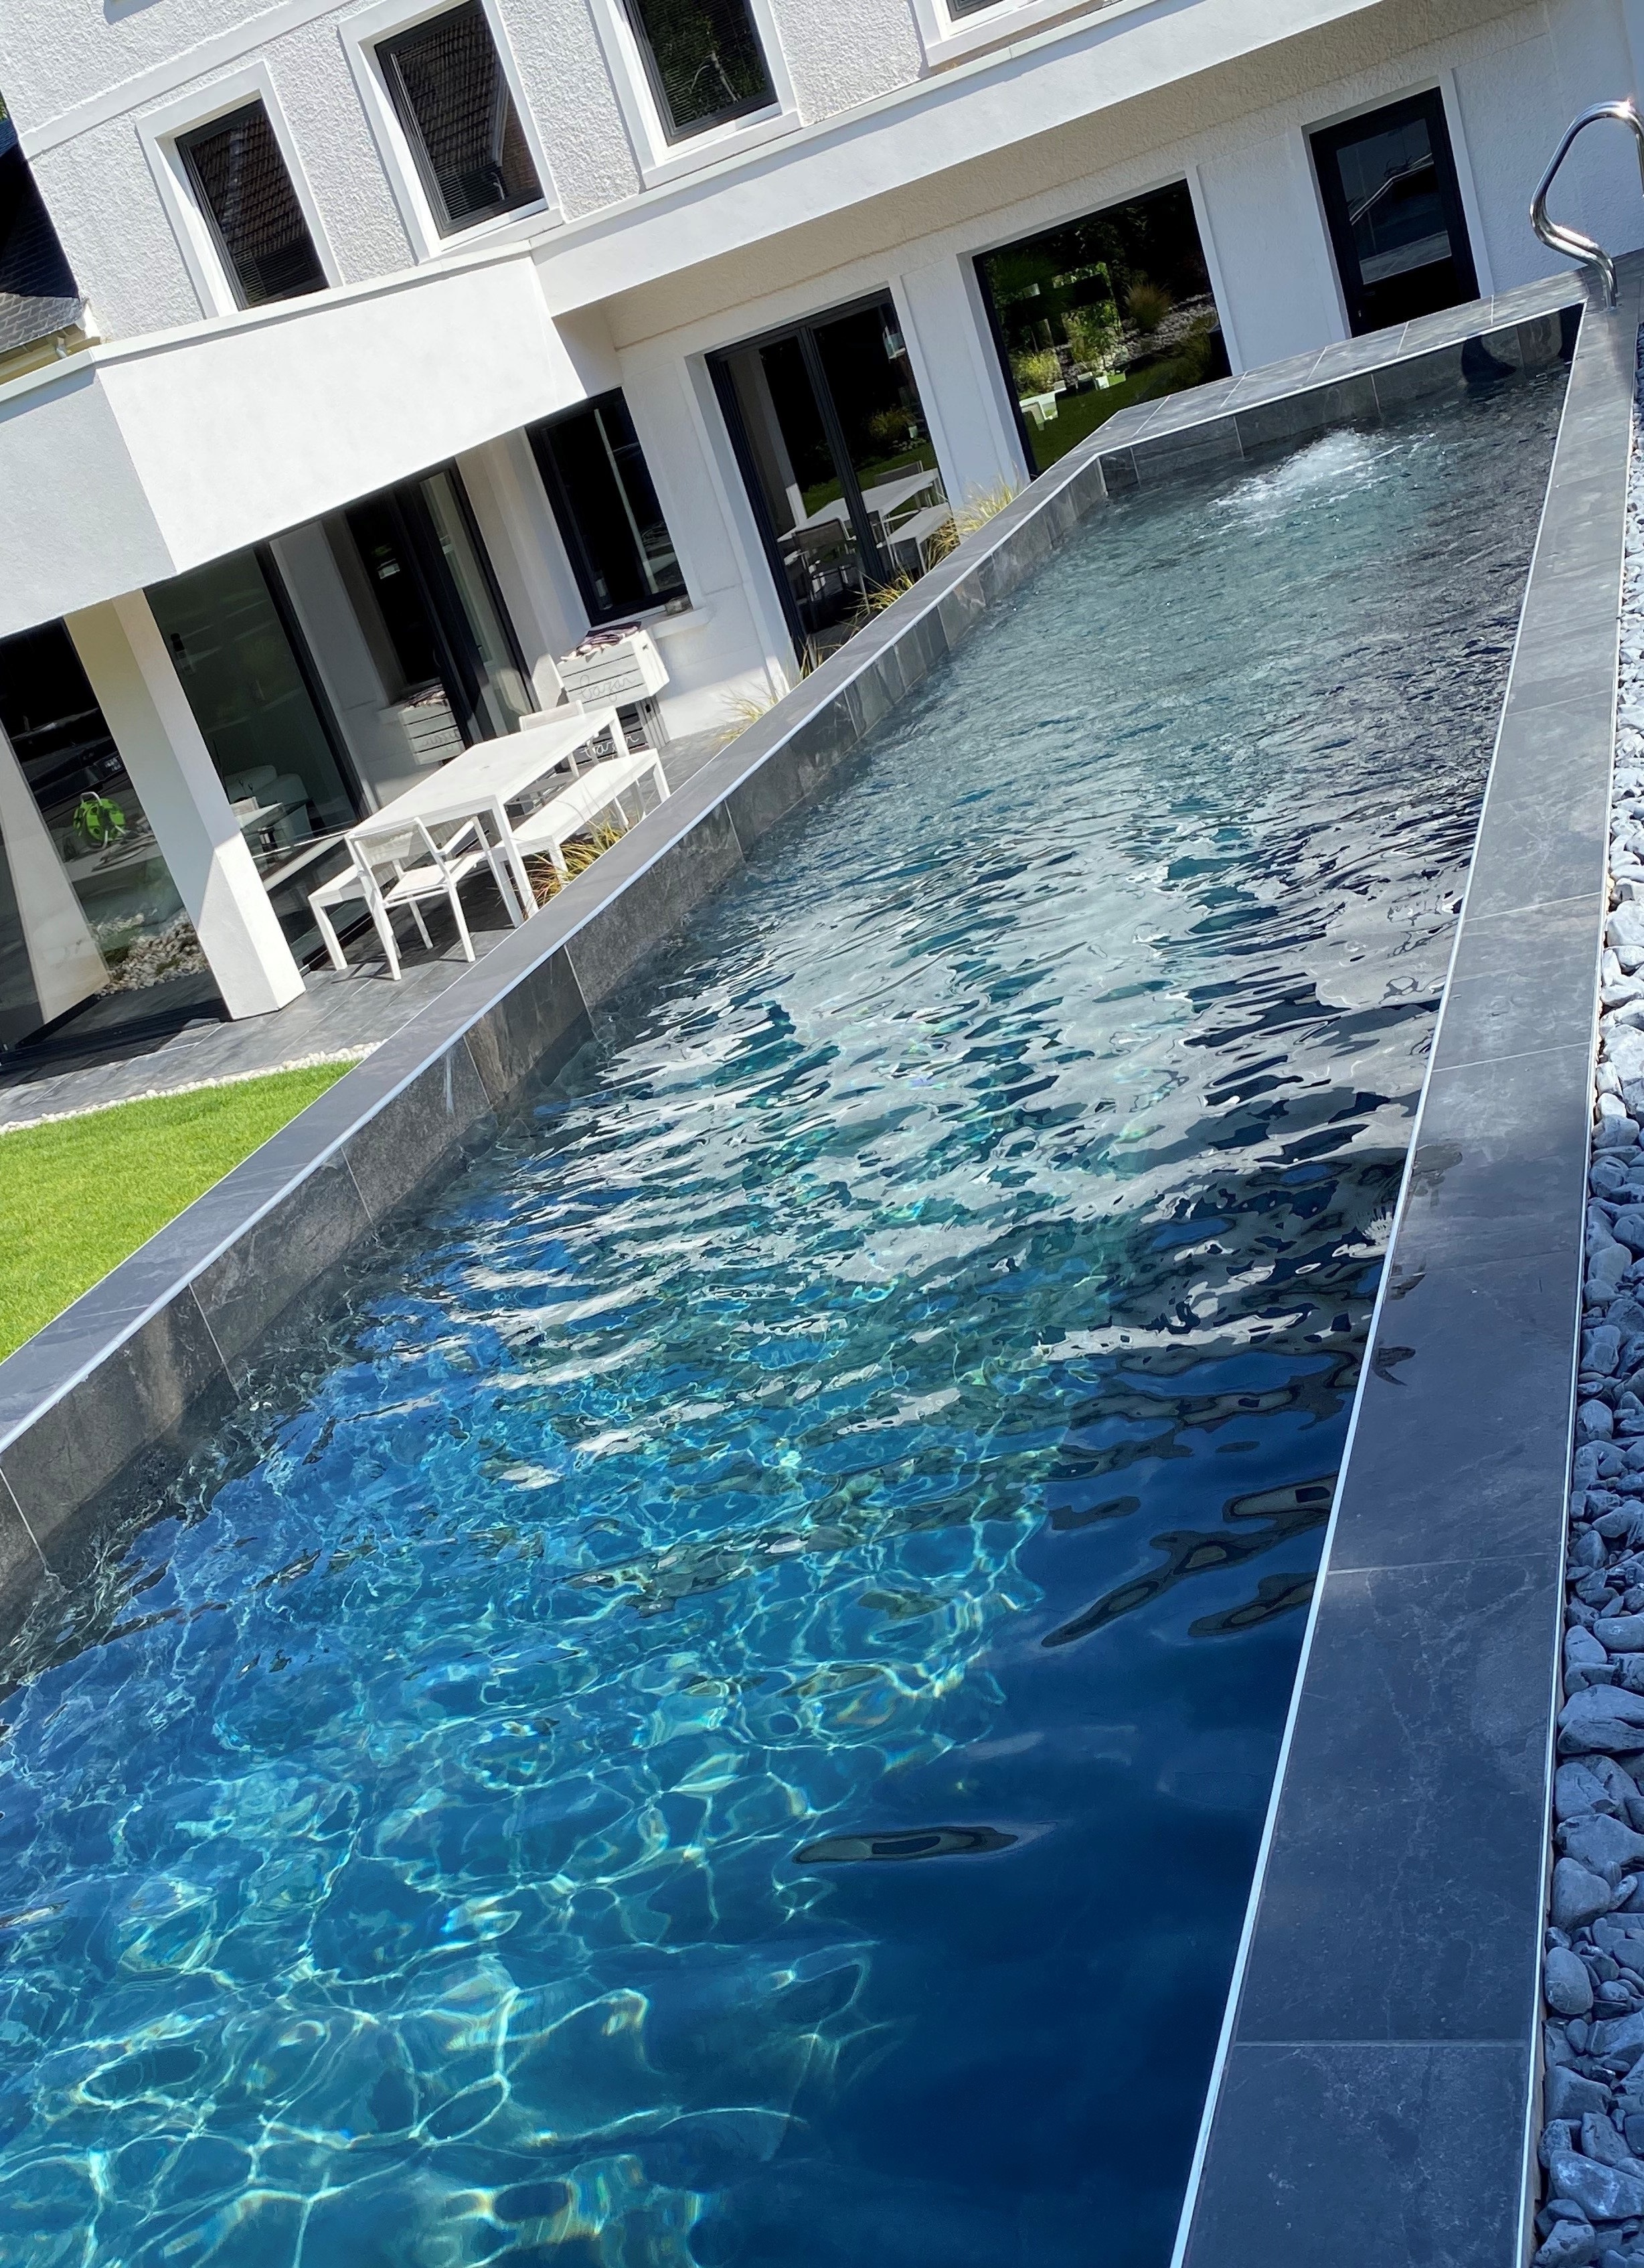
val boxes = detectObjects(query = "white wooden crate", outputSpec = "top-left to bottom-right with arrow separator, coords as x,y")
557,627 -> 669,706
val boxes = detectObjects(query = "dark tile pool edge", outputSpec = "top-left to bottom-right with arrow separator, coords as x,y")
0,275 -> 1592,1600
1172,268 -> 1633,2268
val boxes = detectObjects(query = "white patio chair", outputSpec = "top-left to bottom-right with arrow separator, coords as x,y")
307,814 -> 518,981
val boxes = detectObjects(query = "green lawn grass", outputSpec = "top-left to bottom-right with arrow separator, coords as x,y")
0,1062 -> 355,1361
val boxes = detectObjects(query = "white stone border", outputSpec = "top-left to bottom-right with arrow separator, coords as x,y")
0,1049 -> 376,1138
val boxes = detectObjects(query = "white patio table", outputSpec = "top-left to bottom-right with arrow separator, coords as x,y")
351,704 -> 620,918
791,467 -> 944,534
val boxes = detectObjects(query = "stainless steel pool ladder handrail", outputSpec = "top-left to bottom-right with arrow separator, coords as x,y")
1531,98 -> 1644,309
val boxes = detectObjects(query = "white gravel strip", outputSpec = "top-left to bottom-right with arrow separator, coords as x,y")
0,1047 -> 377,1137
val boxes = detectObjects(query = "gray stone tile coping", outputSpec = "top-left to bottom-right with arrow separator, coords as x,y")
1172,262 -> 1635,2268
0,263 -> 1596,1896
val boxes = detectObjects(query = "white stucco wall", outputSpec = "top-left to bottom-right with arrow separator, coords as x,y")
2,0 -> 928,338
582,0 -> 1644,726
0,0 -> 1639,699
3,0 -> 1423,343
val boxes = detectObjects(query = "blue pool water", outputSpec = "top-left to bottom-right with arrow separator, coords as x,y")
0,370 -> 1564,2268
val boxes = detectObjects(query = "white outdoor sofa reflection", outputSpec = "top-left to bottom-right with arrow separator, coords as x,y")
307,704 -> 668,980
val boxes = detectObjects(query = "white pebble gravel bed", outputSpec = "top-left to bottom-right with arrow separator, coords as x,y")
1542,331 -> 1644,2268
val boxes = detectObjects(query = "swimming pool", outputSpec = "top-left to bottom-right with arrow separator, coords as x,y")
0,367 -> 1566,2268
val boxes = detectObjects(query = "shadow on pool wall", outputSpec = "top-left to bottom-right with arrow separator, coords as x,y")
0,318 -> 1584,2268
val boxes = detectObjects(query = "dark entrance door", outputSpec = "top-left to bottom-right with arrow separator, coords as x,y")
1311,90 -> 1479,337
710,295 -> 949,661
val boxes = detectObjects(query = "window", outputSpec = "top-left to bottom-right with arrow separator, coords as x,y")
378,2 -> 542,235
0,623 -> 189,999
1311,92 -> 1478,337
529,394 -> 687,627
975,181 -> 1230,477
710,297 -> 951,661
176,101 -> 327,308
339,466 -> 536,746
622,0 -> 774,141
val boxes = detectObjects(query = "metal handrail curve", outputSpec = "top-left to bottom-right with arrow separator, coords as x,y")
1531,98 -> 1644,309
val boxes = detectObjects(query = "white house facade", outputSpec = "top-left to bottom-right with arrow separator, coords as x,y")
0,0 -> 1639,1044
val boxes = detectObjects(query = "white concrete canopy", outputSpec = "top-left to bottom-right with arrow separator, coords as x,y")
0,238 -> 601,642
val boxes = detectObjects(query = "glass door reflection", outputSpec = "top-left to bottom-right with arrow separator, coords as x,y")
343,468 -> 535,754
418,470 -> 536,740
710,295 -> 950,661
809,303 -> 947,584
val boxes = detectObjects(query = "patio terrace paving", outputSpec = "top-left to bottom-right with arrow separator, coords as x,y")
0,728 -> 727,1130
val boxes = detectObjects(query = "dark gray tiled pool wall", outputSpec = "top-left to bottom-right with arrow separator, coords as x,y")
1098,302 -> 1580,491
1173,269 -> 1638,2268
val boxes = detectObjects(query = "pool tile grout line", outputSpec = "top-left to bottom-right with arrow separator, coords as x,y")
0,272 -> 1596,1604
0,1468 -> 46,1574
1171,265 -> 1636,2268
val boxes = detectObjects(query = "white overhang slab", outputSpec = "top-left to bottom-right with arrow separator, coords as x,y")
0,238 -> 598,640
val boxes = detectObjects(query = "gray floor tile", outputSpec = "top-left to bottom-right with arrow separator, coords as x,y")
1436,892 -> 1602,1069
1461,694 -> 1613,920
1182,2040 -> 1528,2268
1394,1041 -> 1591,1269
1232,1552 -> 1556,2042
1224,347 -> 1324,407
1327,1241 -> 1581,1571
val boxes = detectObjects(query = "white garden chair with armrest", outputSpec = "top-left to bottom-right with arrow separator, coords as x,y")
307,813 -> 519,981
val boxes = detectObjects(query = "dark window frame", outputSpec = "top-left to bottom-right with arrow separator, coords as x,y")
620,0 -> 776,145
971,177 -> 1229,481
1309,88 -> 1479,338
345,463 -> 532,744
175,99 -> 328,310
528,390 -> 689,629
707,290 -> 921,656
377,0 -> 543,238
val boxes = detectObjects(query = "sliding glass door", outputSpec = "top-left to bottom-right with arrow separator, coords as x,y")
149,548 -> 359,848
343,467 -> 536,754
975,180 -> 1230,476
710,295 -> 949,659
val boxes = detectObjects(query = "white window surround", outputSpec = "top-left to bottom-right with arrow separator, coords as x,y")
908,0 -> 1151,74
139,64 -> 343,321
339,0 -> 560,264
584,0 -> 800,190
